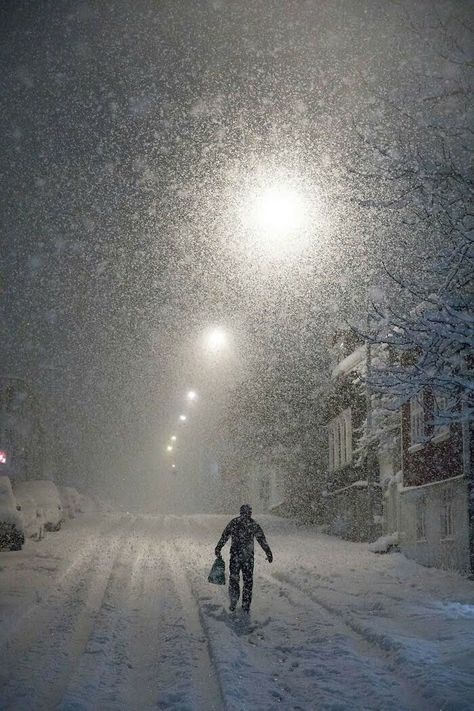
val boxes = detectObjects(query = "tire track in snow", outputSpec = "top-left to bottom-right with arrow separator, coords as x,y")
0,516 -> 134,710
58,517 -> 153,709
61,515 -> 224,710
259,570 -> 431,711
161,516 -> 225,711
0,515 -> 124,648
269,569 -> 460,710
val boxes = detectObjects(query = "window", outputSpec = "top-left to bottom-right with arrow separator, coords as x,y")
328,409 -> 352,471
433,392 -> 450,438
410,394 -> 424,445
416,496 -> 426,541
440,487 -> 454,539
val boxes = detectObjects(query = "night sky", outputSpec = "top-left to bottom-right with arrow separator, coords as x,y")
1,1 -> 470,508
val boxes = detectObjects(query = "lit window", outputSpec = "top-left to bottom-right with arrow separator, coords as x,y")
440,487 -> 454,539
416,496 -> 426,541
410,394 -> 424,445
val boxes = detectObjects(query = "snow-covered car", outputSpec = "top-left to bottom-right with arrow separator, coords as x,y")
13,485 -> 45,540
14,480 -> 64,532
0,476 -> 25,551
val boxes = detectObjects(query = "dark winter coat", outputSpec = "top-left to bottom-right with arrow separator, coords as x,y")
215,515 -> 273,560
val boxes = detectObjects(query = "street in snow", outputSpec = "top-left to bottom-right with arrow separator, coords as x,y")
0,514 -> 473,710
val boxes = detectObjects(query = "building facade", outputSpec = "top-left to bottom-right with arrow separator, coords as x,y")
324,332 -> 383,542
396,391 -> 471,574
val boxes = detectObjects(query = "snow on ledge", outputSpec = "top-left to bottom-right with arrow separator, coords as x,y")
399,473 -> 465,493
324,480 -> 368,497
331,345 -> 366,379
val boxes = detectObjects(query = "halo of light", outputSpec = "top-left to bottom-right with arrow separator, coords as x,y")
253,185 -> 307,238
206,327 -> 227,353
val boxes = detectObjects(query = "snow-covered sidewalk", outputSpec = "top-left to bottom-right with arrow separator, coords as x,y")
0,514 -> 472,710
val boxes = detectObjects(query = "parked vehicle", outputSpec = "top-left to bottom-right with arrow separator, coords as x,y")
13,484 -> 45,540
0,476 -> 25,551
14,480 -> 64,531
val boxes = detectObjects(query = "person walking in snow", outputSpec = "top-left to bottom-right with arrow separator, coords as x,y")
214,504 -> 273,613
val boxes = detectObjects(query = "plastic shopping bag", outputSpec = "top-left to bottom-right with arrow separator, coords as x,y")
208,555 -> 226,585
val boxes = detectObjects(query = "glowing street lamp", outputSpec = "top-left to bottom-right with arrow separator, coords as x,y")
205,327 -> 227,354
171,435 -> 177,442
187,390 -> 197,401
242,179 -> 317,257
179,414 -> 187,422
166,445 -> 173,452
254,185 -> 306,235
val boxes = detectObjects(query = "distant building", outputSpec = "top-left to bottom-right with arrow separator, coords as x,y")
216,457 -> 286,515
0,376 -> 45,482
246,459 -> 287,514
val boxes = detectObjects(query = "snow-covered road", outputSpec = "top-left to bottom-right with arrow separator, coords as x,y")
0,514 -> 473,710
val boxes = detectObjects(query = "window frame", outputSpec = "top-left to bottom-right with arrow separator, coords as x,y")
440,486 -> 454,540
328,408 -> 352,472
433,392 -> 450,440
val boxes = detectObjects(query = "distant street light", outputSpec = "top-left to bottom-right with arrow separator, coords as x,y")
171,435 -> 177,442
179,414 -> 187,422
166,445 -> 173,452
187,390 -> 197,401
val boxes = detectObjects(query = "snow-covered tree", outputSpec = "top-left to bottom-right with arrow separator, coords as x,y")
365,229 -> 473,426
347,6 -> 473,427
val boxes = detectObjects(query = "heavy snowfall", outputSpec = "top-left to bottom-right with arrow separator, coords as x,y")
1,0 -> 473,709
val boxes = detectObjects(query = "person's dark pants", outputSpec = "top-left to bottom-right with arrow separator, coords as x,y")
229,553 -> 254,610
